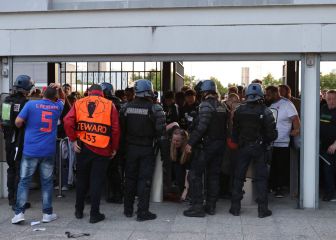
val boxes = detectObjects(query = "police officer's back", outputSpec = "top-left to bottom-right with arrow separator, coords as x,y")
120,79 -> 168,221
183,80 -> 228,217
229,83 -> 277,218
1,75 -> 34,206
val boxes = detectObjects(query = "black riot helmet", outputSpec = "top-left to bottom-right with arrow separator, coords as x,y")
100,82 -> 114,98
13,75 -> 34,93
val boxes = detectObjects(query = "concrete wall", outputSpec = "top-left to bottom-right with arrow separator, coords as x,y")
2,0 -> 336,12
1,5 -> 336,57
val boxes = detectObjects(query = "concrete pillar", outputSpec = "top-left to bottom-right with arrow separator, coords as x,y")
300,54 -> 320,209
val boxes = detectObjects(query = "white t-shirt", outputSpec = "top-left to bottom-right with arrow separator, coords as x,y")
269,98 -> 298,147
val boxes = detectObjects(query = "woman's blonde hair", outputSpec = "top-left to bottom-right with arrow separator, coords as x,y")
170,128 -> 190,165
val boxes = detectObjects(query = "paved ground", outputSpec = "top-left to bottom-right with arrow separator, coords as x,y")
1,190 -> 336,240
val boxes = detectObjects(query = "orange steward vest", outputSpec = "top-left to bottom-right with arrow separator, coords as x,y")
75,95 -> 112,148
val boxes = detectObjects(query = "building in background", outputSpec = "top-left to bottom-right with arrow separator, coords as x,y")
241,67 -> 250,86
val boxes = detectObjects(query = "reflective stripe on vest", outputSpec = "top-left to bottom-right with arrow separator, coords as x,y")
75,96 -> 112,148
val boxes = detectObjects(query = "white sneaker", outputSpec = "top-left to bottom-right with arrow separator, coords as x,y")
11,213 -> 25,224
42,213 -> 57,223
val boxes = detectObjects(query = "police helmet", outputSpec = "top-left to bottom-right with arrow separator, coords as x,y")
13,75 -> 34,93
245,83 -> 264,102
100,82 -> 114,98
134,79 -> 154,97
194,80 -> 217,95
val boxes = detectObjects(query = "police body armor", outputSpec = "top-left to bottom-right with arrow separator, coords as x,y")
123,99 -> 156,146
1,93 -> 28,152
236,103 -> 266,146
204,99 -> 228,142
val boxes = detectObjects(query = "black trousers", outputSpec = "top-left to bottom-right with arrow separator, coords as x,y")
188,140 -> 225,208
75,145 -> 109,216
106,152 -> 123,200
124,144 -> 155,213
321,151 -> 336,197
4,136 -> 19,203
269,147 -> 290,190
231,144 -> 269,205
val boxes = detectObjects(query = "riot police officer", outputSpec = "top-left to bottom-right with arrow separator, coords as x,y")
120,79 -> 168,221
1,75 -> 34,207
100,82 -> 122,111
100,82 -> 124,204
229,83 -> 277,218
183,79 -> 228,217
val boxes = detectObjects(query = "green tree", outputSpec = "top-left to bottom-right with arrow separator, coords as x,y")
320,72 -> 336,90
262,73 -> 282,87
209,76 -> 228,96
132,70 -> 161,91
184,75 -> 197,88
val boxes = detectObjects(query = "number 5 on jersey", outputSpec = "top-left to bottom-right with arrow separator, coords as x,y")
40,111 -> 53,132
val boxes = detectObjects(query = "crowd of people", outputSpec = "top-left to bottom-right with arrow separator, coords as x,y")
1,74 -> 335,225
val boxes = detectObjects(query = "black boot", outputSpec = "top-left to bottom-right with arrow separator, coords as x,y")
183,206 -> 206,218
75,210 -> 83,219
258,204 -> 272,218
137,211 -> 157,222
89,213 -> 105,223
204,204 -> 216,215
229,202 -> 241,216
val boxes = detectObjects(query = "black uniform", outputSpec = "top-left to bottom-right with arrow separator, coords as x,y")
120,97 -> 168,217
187,96 -> 227,214
179,102 -> 199,131
1,92 -> 28,206
320,104 -> 336,200
163,103 -> 179,124
105,95 -> 124,203
230,102 -> 277,216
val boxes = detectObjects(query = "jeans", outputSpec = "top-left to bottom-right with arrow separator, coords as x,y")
15,155 -> 54,214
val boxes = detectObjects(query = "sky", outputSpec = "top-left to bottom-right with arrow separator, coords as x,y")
184,61 -> 336,87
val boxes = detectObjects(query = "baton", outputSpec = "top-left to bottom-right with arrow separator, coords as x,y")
319,154 -> 331,166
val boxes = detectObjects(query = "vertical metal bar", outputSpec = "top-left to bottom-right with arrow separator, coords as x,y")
75,62 -> 78,92
57,139 -> 64,198
8,57 -> 13,93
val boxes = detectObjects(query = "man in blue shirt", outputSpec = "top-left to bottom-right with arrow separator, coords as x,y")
11,83 -> 64,224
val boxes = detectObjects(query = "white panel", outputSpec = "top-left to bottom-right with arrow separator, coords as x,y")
0,31 -> 10,56
1,7 -> 336,30
322,24 -> 336,52
3,24 -> 325,56
0,0 -> 48,12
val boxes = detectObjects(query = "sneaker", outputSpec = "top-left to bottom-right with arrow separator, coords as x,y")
62,185 -> 70,191
42,213 -> 57,223
11,213 -> 25,224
